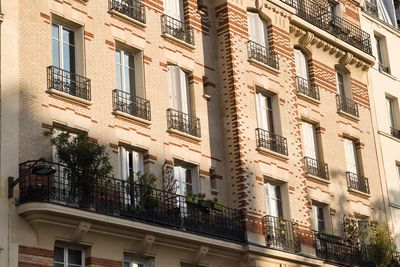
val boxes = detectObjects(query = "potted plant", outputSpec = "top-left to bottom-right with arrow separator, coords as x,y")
211,201 -> 224,212
185,193 -> 199,204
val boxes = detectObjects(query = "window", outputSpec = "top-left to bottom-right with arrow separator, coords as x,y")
174,161 -> 199,196
168,65 -> 192,115
210,168 -> 218,191
336,71 -> 347,97
164,0 -> 184,22
301,122 -> 318,160
375,35 -> 390,73
386,97 -> 397,129
52,23 -> 75,73
294,48 -> 309,81
54,246 -> 83,267
119,146 -> 144,180
312,203 -> 327,233
327,0 -> 340,17
343,138 -> 359,175
115,48 -> 144,97
264,181 -> 283,218
256,92 -> 275,133
124,255 -> 152,267
247,11 -> 268,48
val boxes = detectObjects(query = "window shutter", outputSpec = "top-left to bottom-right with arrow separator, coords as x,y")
312,205 -> 318,231
134,52 -> 144,98
168,65 -> 181,110
256,93 -> 268,130
256,15 -> 268,48
386,98 -> 395,128
165,0 -> 183,21
336,72 -> 346,96
343,139 -> 358,174
294,49 -> 308,80
179,68 -> 190,115
301,122 -> 317,160
192,168 -> 200,194
247,12 -> 258,43
377,0 -> 392,24
131,150 -> 144,176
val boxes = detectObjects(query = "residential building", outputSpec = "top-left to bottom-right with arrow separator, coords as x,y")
0,0 -> 391,266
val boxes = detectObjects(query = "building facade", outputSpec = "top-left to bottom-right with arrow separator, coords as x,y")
0,0 -> 393,266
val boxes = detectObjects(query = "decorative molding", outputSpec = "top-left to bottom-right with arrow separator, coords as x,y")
192,245 -> 209,265
137,234 -> 156,254
71,221 -> 91,242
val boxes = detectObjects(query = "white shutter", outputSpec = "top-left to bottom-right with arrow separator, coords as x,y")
256,15 -> 268,47
256,93 -> 268,130
386,98 -> 395,128
168,65 -> 181,110
131,150 -> 144,176
294,49 -> 308,80
174,166 -> 187,195
265,183 -> 279,217
179,68 -> 190,114
134,52 -> 144,98
312,205 -> 318,231
164,0 -> 173,17
247,12 -> 258,43
120,147 -> 128,180
165,0 -> 183,21
343,139 -> 358,174
301,122 -> 317,160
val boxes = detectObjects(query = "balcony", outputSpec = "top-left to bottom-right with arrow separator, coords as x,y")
108,0 -> 146,24
304,157 -> 329,180
167,108 -> 201,138
256,128 -> 288,156
248,41 -> 279,70
346,172 -> 370,194
47,66 -> 91,101
314,231 -> 371,266
112,89 -> 151,121
391,127 -> 400,139
161,15 -> 194,46
336,95 -> 359,118
363,0 -> 379,18
282,0 -> 372,55
296,76 -> 320,100
17,160 -> 246,243
263,215 -> 301,253
378,63 -> 390,74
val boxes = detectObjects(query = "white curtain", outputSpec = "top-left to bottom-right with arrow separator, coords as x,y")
265,182 -> 282,217
343,139 -> 358,174
256,93 -> 269,131
294,49 -> 308,80
301,122 -> 318,160
311,205 -> 318,231
164,0 -> 184,22
247,12 -> 268,48
168,65 -> 190,114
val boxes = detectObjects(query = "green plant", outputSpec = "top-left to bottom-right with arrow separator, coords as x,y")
211,201 -> 224,212
368,223 -> 397,267
127,172 -> 159,210
185,193 -> 199,204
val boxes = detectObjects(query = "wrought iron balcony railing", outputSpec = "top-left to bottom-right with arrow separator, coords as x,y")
346,172 -> 370,194
304,157 -> 329,180
378,63 -> 390,74
363,0 -> 379,18
47,66 -> 91,101
296,76 -> 320,100
313,231 -> 371,266
256,128 -> 288,156
112,89 -> 151,121
391,127 -> 400,139
108,0 -> 146,24
248,41 -> 279,70
263,215 -> 301,253
161,14 -> 194,45
336,95 -> 359,118
167,108 -> 201,138
18,160 -> 246,243
281,0 -> 372,54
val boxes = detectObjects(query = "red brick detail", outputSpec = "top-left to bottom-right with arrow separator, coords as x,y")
19,246 -> 53,258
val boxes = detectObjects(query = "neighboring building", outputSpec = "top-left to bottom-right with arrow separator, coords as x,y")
0,0 -> 391,267
361,0 -> 400,248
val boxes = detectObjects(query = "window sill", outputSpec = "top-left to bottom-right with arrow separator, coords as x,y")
378,130 -> 400,143
248,58 -> 280,74
305,173 -> 330,184
167,128 -> 201,142
112,111 -> 151,126
347,188 -> 370,198
297,92 -> 320,105
162,33 -> 195,50
337,110 -> 360,122
108,10 -> 146,28
378,68 -> 397,80
46,89 -> 92,106
256,147 -> 289,161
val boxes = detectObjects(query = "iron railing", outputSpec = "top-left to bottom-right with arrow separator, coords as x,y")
161,14 -> 194,45
391,127 -> 400,139
363,0 -> 379,18
296,76 -> 320,100
263,215 -> 301,253
108,0 -> 146,24
346,172 -> 370,194
112,89 -> 151,121
247,41 -> 279,70
304,157 -> 329,180
47,66 -> 91,101
167,108 -> 201,138
256,128 -> 288,156
378,63 -> 390,74
18,160 -> 245,243
281,0 -> 372,54
336,95 -> 359,118
313,231 -> 371,266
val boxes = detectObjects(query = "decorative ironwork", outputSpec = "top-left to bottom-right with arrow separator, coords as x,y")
248,41 -> 279,70
47,66 -> 91,101
336,95 -> 359,118
304,157 -> 329,180
167,108 -> 201,138
296,76 -> 320,100
378,63 -> 390,74
391,127 -> 400,139
108,0 -> 146,24
112,89 -> 151,121
256,128 -> 288,156
346,172 -> 370,194
162,162 -> 178,194
18,160 -> 246,243
161,14 -> 194,45
281,0 -> 372,54
263,215 -> 301,253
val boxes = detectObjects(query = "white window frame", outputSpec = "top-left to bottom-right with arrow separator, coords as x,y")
247,11 -> 268,48
173,163 -> 200,196
54,246 -> 84,267
256,91 -> 275,133
164,0 -> 184,22
343,138 -> 359,175
301,121 -> 318,160
119,146 -> 145,181
311,203 -> 327,233
386,97 -> 397,129
168,65 -> 191,115
52,23 -> 76,72
115,48 -> 144,97
294,48 -> 309,80
264,181 -> 283,218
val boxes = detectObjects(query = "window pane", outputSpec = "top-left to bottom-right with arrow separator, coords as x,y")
63,42 -> 75,73
54,264 -> 64,267
54,247 -> 64,263
63,28 -> 75,46
52,39 -> 60,68
124,262 -> 130,267
67,249 -> 82,265
52,24 -> 60,39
